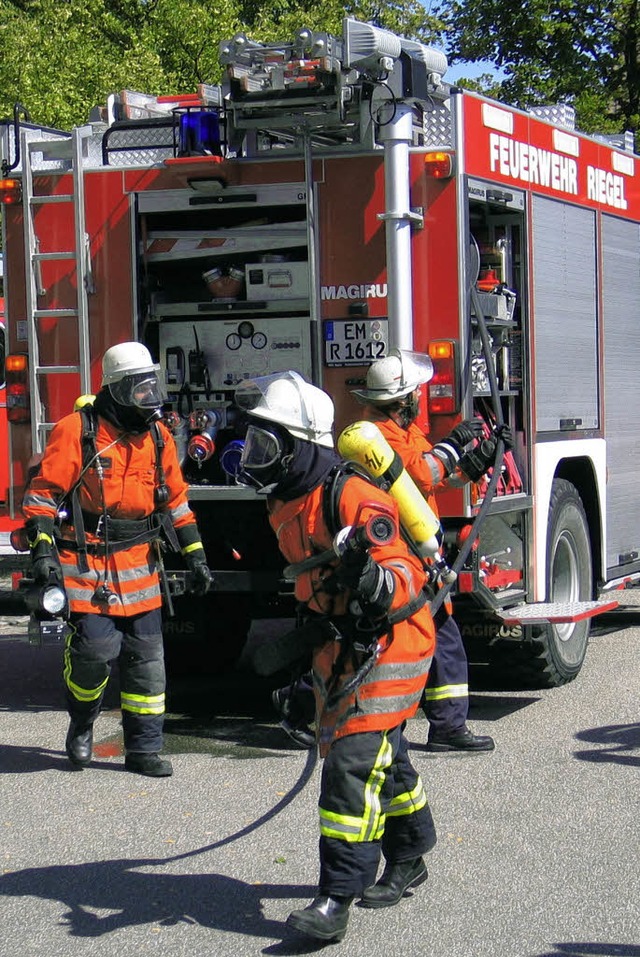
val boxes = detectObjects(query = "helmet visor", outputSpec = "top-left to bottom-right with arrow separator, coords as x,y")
397,351 -> 434,392
109,372 -> 167,410
240,425 -> 283,472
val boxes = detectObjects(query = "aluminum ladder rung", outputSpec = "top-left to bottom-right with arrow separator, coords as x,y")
32,251 -> 76,261
30,194 -> 74,205
36,364 -> 81,375
34,308 -> 78,319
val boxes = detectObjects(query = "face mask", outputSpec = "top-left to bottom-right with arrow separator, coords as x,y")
109,373 -> 166,413
237,424 -> 290,491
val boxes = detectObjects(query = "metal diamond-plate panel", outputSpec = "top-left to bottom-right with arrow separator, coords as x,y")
102,122 -> 176,167
529,104 -> 576,130
497,599 -> 618,624
422,102 -> 453,148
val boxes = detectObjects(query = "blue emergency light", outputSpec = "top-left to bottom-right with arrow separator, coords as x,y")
178,110 -> 222,157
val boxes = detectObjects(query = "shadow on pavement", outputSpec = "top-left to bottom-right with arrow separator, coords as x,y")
0,858 -> 314,943
534,944 -> 640,956
573,722 -> 640,767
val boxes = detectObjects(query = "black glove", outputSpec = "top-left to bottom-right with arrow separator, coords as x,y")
447,418 -> 485,452
335,550 -> 395,618
25,517 -> 63,586
493,423 -> 514,451
333,545 -> 370,591
32,556 -> 64,587
458,438 -> 499,482
186,553 -> 213,595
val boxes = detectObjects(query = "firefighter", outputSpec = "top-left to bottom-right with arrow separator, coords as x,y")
235,371 -> 437,943
352,349 -> 512,752
22,342 -> 212,777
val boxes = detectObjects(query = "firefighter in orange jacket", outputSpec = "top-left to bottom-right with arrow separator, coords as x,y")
353,348 -> 511,753
235,371 -> 436,943
22,342 -> 212,777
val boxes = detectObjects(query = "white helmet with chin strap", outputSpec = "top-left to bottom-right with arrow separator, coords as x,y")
351,348 -> 434,404
235,371 -> 335,448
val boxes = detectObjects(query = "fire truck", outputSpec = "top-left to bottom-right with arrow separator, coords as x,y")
0,17 -> 635,683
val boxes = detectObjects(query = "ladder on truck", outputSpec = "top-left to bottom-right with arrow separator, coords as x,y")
20,126 -> 92,454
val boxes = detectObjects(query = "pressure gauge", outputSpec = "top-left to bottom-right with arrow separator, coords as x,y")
226,332 -> 242,350
251,331 -> 267,350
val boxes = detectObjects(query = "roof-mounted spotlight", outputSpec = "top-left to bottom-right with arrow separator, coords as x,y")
342,17 -> 402,75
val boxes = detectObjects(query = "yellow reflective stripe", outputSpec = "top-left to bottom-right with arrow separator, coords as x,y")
423,683 -> 468,701
29,532 -> 53,548
387,779 -> 428,817
121,692 -> 165,715
361,733 -> 392,841
319,809 -> 365,841
318,733 -> 392,843
181,541 -> 204,556
62,625 -> 109,702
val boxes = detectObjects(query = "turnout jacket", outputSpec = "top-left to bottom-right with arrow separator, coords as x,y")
22,411 -> 197,616
267,473 -> 435,754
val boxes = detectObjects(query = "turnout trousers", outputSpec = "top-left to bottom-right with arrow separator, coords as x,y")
318,724 -> 437,897
63,607 -> 166,754
422,610 -> 469,737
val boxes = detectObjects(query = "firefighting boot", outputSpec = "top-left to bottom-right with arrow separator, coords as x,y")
426,726 -> 495,752
124,752 -> 173,777
360,857 -> 428,908
286,894 -> 353,941
65,719 -> 94,769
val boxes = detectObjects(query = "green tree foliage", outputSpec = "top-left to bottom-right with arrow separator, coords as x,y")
0,0 -> 241,128
435,0 -> 639,135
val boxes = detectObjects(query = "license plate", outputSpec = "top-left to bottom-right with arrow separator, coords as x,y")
323,319 -> 388,367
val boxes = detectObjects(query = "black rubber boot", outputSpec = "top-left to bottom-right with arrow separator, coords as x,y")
360,857 -> 428,908
287,895 -> 353,941
426,726 -> 495,752
65,719 -> 94,769
124,753 -> 173,777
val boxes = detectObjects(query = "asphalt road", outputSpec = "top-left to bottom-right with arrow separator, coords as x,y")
0,600 -> 639,957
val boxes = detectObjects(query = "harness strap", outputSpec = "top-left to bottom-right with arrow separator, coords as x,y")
56,528 -> 159,556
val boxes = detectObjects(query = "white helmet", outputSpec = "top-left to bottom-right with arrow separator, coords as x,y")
101,342 -> 160,386
352,348 -> 434,403
101,342 -> 165,412
235,371 -> 335,448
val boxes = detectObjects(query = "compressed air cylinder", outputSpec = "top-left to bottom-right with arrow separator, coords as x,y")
337,420 -> 442,560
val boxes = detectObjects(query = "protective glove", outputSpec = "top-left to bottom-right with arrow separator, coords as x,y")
32,556 -> 64,587
25,517 -> 63,586
332,544 -> 370,591
186,552 -> 213,595
447,418 -> 485,452
493,423 -> 514,451
335,551 -> 395,618
458,437 -> 500,482
431,419 -> 486,475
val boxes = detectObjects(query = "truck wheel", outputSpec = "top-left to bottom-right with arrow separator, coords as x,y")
490,478 -> 592,688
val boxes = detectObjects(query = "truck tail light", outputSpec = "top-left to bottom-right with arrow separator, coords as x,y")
427,340 -> 459,415
424,151 -> 453,178
6,353 -> 30,423
0,178 -> 22,205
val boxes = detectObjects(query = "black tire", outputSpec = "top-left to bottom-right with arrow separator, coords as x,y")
490,478 -> 592,688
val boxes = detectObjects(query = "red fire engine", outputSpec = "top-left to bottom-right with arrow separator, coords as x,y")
0,18 -> 634,682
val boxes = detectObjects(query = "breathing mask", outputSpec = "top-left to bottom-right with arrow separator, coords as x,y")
238,423 -> 293,491
108,372 -> 167,422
